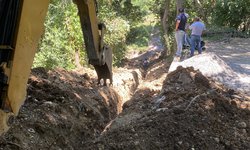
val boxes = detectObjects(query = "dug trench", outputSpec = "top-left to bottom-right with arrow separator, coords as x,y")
0,38 -> 250,149
0,60 -> 154,150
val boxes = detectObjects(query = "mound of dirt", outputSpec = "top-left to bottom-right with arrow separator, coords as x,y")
170,53 -> 250,95
86,66 -> 250,150
169,38 -> 250,95
0,67 -> 139,150
0,37 -> 249,150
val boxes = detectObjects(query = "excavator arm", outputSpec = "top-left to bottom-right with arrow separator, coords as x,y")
74,0 -> 112,86
0,0 -> 112,134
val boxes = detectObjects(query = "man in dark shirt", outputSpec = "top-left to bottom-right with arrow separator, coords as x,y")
175,8 -> 187,58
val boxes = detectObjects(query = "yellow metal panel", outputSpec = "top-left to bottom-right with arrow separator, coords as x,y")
0,110 -> 11,134
74,0 -> 101,61
7,0 -> 49,114
87,0 -> 100,53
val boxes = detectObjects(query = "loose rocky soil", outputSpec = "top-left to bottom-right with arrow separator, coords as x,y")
0,38 -> 250,150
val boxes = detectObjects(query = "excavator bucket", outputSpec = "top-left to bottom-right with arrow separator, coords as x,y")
74,0 -> 113,85
93,45 -> 113,86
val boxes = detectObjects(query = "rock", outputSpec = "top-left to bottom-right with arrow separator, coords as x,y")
214,137 -> 220,143
238,122 -> 247,129
82,73 -> 90,80
242,129 -> 247,134
178,141 -> 183,145
231,95 -> 243,100
230,100 -> 237,106
134,141 -> 140,145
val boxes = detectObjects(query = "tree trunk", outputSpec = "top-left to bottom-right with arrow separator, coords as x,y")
176,0 -> 184,14
160,0 -> 171,57
194,0 -> 207,22
162,0 -> 170,34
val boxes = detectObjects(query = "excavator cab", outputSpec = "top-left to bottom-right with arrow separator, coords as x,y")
0,0 -> 112,134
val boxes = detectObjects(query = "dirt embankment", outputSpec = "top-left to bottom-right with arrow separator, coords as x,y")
86,66 -> 250,150
0,38 -> 250,150
0,66 -> 140,150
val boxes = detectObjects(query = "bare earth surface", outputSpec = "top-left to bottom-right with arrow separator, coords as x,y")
170,38 -> 250,96
0,37 -> 250,150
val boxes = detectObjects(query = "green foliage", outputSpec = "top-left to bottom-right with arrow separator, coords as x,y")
152,0 -> 250,58
97,0 -> 130,66
132,0 -> 155,13
33,0 -> 85,70
184,0 -> 216,24
33,0 -> 169,69
127,25 -> 150,47
212,0 -> 250,30
111,0 -> 145,26
149,0 -> 177,56
151,0 -> 177,33
103,17 -> 130,66
126,14 -> 158,52
126,25 -> 150,53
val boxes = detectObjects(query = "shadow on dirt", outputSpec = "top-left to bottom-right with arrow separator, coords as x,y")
207,38 -> 250,76
86,66 -> 250,150
0,67 -> 123,150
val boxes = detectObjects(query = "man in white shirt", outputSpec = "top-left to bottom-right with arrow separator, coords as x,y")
189,17 -> 206,57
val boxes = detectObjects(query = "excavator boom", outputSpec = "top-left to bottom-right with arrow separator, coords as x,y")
0,0 -> 112,134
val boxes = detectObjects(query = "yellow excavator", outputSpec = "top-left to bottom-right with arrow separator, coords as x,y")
0,0 -> 112,135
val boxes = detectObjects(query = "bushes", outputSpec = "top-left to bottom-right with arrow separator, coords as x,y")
97,0 -> 131,66
212,0 -> 250,31
34,0 -> 132,69
102,17 -> 130,66
33,0 -> 84,70
33,0 -> 163,69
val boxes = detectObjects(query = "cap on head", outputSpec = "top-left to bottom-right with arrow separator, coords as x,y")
179,8 -> 184,13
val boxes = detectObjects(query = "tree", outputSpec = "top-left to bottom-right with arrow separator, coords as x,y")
162,0 -> 171,34
160,0 -> 171,57
212,0 -> 250,31
176,0 -> 184,14
98,0 -> 131,66
34,0 -> 131,68
152,0 -> 180,57
34,0 -> 84,70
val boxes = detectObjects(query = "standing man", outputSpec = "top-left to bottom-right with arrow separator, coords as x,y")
175,8 -> 187,58
189,17 -> 206,57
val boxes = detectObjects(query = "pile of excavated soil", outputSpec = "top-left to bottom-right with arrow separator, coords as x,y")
0,38 -> 249,150
0,67 -> 139,150
169,38 -> 250,95
170,52 -> 250,96
86,66 -> 250,150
